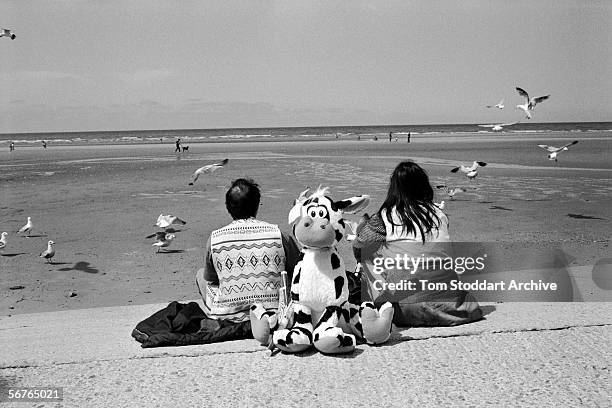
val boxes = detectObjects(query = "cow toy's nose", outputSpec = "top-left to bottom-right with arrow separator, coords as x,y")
302,217 -> 313,228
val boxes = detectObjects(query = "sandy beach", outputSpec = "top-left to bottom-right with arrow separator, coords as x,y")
1,132 -> 611,315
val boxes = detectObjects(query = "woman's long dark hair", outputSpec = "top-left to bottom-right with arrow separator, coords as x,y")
378,161 -> 441,242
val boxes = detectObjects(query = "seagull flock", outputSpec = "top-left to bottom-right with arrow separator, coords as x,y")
1,158 -> 230,261
0,217 -> 56,264
147,213 -> 188,252
480,86 -> 550,130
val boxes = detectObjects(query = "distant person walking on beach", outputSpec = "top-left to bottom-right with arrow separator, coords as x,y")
195,178 -> 301,323
42,140 -> 47,149
9,141 -> 14,151
175,138 -> 181,152
389,132 -> 393,142
407,132 -> 411,143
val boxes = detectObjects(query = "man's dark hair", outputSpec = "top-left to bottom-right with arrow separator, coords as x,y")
225,178 -> 261,219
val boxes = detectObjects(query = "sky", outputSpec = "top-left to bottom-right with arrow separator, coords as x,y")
1,0 -> 610,133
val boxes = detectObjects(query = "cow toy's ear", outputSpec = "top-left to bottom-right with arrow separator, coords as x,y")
333,195 -> 370,214
288,187 -> 310,225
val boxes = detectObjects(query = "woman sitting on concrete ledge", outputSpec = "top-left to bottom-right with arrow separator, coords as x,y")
352,160 -> 482,327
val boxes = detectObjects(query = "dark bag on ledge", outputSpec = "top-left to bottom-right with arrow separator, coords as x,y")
131,301 -> 252,348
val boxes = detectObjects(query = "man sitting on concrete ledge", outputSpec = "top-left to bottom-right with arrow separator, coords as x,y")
133,178 -> 300,348
196,178 -> 301,323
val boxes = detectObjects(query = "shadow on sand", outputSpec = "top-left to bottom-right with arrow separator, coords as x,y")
489,206 -> 513,211
58,261 -> 100,274
1,252 -> 28,257
567,213 -> 606,220
156,249 -> 185,254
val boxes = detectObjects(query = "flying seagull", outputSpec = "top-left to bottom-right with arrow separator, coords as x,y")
189,158 -> 229,185
515,87 -> 550,119
40,240 -> 55,263
155,214 -> 186,229
436,185 -> 467,200
17,217 -> 33,236
450,161 -> 487,180
151,232 -> 176,253
485,99 -> 504,109
478,121 -> 519,132
538,141 -> 578,162
0,232 -> 8,249
1,28 -> 16,40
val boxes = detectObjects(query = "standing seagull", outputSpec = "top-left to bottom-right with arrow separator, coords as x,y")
538,141 -> 579,162
515,87 -> 550,119
155,214 -> 187,229
17,217 -> 33,236
40,240 -> 55,263
436,185 -> 467,200
151,232 -> 176,253
0,28 -> 16,40
189,158 -> 229,185
0,232 -> 8,249
478,121 -> 519,132
450,161 -> 487,180
485,99 -> 504,109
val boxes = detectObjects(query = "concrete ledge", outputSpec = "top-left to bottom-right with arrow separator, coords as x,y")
2,300 -> 611,368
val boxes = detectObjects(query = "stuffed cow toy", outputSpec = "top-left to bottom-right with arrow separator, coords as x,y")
250,187 -> 394,354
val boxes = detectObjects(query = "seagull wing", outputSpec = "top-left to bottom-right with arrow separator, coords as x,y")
478,124 -> 495,128
500,121 -> 519,127
515,87 -> 530,101
538,144 -> 557,152
532,95 -> 550,106
155,214 -> 169,228
189,170 -> 201,185
476,161 -> 487,167
150,231 -> 167,241
450,167 -> 460,173
560,140 -> 578,150
171,216 -> 186,225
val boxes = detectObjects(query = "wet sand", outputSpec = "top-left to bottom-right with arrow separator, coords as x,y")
1,132 -> 610,315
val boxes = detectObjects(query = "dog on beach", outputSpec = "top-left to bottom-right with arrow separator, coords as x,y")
182,146 -> 189,152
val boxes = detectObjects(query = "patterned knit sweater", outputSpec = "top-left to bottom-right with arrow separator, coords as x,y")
204,219 -> 286,322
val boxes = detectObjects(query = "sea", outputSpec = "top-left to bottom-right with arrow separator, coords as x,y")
1,122 -> 611,146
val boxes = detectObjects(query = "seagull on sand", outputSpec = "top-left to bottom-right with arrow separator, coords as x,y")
515,87 -> 550,119
1,28 -> 16,40
151,232 -> 176,253
450,161 -> 487,180
189,158 -> 229,185
17,217 -> 33,236
478,121 -> 519,132
0,232 -> 8,249
538,141 -> 578,162
40,240 -> 55,263
155,214 -> 187,229
485,99 -> 504,109
436,185 -> 467,200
